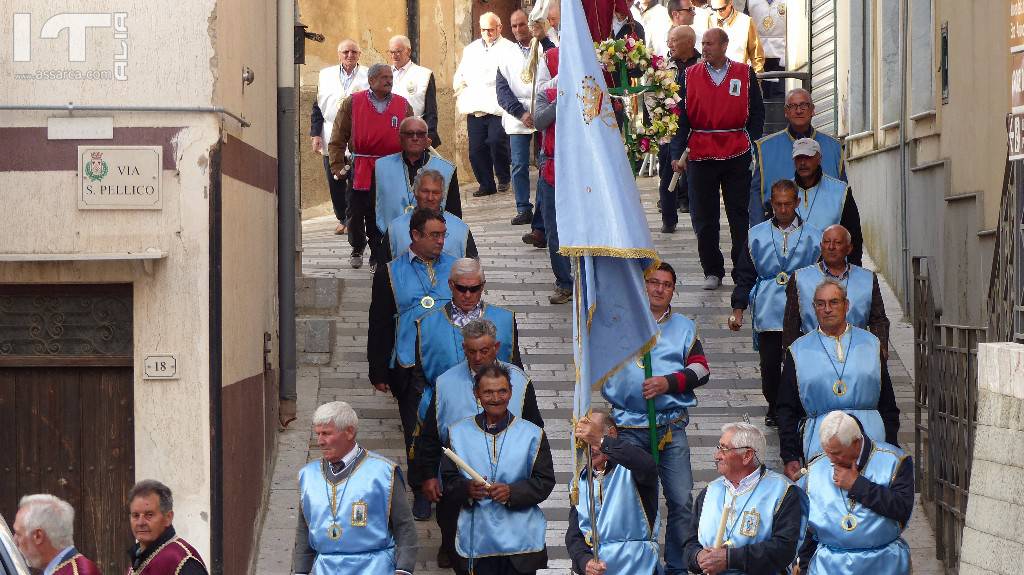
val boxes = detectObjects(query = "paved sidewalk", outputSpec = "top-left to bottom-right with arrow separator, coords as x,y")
255,173 -> 942,574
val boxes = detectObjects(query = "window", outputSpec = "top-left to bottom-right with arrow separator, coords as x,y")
940,22 -> 949,104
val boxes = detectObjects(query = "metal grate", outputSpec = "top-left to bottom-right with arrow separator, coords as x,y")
913,257 -> 985,574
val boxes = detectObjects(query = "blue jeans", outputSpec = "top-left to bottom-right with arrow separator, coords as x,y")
510,133 -> 533,213
620,418 -> 694,575
537,176 -> 572,290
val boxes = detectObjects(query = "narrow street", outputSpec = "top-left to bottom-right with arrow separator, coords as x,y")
256,174 -> 943,574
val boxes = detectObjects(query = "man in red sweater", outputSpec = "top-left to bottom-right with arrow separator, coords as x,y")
329,63 -> 413,271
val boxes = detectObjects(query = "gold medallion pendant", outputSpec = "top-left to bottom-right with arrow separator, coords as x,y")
761,15 -> 775,31
775,271 -> 790,286
326,522 -> 343,540
421,295 -> 435,309
840,513 -> 858,531
832,379 -> 847,397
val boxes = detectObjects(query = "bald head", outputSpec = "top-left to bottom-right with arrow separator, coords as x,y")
701,28 -> 729,66
479,12 -> 502,43
669,25 -> 697,60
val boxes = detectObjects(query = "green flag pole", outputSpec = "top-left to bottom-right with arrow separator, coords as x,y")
643,352 -> 659,464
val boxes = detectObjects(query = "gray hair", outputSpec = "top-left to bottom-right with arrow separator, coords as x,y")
313,401 -> 359,432
18,494 -> 75,549
823,224 -> 853,244
450,257 -> 485,282
819,410 -> 863,448
336,39 -> 359,52
413,169 -> 445,194
814,277 -> 848,301
461,318 -> 497,341
367,63 -> 391,80
721,422 -> 766,461
389,35 -> 412,50
128,479 -> 174,514
704,27 -> 729,44
785,88 -> 812,105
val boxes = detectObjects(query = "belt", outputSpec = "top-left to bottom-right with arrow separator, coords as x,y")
691,128 -> 747,133
352,153 -> 384,159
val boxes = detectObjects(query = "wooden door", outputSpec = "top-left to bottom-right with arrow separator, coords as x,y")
471,0 -> 524,41
0,284 -> 134,574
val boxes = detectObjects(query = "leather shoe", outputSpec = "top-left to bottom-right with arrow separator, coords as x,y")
497,181 -> 511,193
764,414 -> 778,428
522,229 -> 547,248
436,549 -> 452,569
678,201 -> 690,214
511,210 -> 533,225
472,187 -> 496,197
660,224 -> 676,234
349,253 -> 363,269
549,287 -> 572,304
702,275 -> 721,290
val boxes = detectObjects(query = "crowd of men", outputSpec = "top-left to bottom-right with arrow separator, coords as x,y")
4,1 -> 914,574
287,0 -> 913,572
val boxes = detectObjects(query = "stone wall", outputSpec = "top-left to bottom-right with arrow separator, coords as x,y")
959,342 -> 1024,574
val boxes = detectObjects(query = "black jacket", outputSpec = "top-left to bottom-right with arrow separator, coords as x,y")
681,466 -> 805,574
565,435 -> 659,574
440,413 -> 556,573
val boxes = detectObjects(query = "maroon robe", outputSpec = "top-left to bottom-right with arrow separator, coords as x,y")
127,537 -> 206,575
53,552 -> 101,575
581,0 -> 632,42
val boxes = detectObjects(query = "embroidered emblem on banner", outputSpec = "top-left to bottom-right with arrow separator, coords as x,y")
729,79 -> 742,97
351,500 -> 368,526
740,508 -> 761,537
578,75 -> 605,125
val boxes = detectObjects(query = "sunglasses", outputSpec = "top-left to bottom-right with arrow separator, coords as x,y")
453,283 -> 484,293
401,130 -> 429,138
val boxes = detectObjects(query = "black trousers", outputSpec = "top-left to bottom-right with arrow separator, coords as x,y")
762,57 -> 785,99
459,556 -> 534,575
657,145 -> 689,227
389,367 -> 423,458
466,114 -> 510,193
687,152 -> 752,280
437,491 -> 466,574
322,155 -> 348,224
347,187 -> 382,263
758,331 -> 784,416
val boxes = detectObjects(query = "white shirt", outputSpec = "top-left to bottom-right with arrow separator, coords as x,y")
453,37 -> 515,116
727,467 -> 762,496
638,3 -> 672,58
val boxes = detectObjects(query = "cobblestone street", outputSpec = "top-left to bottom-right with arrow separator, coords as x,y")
256,174 -> 943,574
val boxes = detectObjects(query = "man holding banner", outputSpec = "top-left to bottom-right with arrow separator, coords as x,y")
555,0 -> 692,573
600,262 -> 710,574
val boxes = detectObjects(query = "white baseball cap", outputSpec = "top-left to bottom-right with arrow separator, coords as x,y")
792,138 -> 821,158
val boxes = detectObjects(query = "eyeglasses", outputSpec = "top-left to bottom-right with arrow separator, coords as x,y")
716,444 -> 752,453
813,298 -> 845,309
676,7 -> 696,12
340,50 -> 360,55
784,102 -> 813,111
645,278 -> 675,290
425,231 -> 448,240
453,283 -> 484,294
388,49 -> 406,55
711,5 -> 730,12
401,130 -> 429,138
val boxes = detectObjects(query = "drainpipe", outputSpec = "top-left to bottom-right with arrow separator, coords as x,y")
898,0 -> 911,311
408,0 -> 420,61
208,145 -> 224,575
278,0 -> 298,414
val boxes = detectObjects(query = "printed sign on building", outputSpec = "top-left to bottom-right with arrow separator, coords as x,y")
78,146 -> 162,210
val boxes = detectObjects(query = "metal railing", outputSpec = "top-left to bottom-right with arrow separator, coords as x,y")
913,256 -> 985,574
987,154 -> 1023,342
